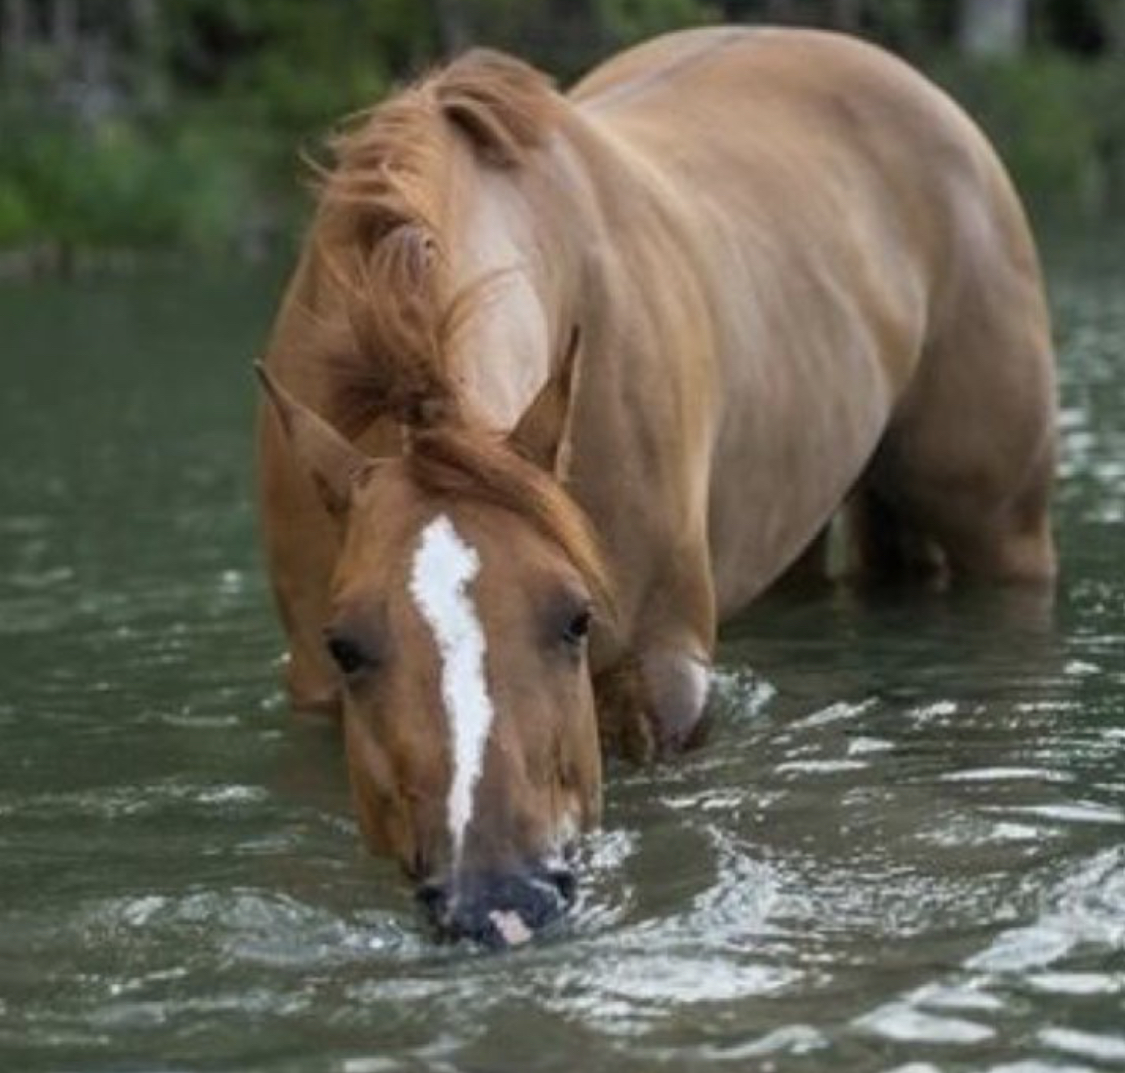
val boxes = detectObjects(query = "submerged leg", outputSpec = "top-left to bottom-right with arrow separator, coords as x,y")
845,483 -> 947,586
924,476 -> 1057,584
594,646 -> 712,762
641,646 -> 712,754
855,362 -> 1057,590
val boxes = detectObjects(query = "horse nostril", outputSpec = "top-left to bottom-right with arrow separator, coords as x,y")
415,879 -> 448,919
414,865 -> 576,948
548,866 -> 577,905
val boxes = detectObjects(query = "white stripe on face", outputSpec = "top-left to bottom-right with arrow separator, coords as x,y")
408,514 -> 495,869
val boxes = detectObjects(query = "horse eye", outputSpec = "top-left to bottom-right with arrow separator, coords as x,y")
562,608 -> 592,647
325,633 -> 372,677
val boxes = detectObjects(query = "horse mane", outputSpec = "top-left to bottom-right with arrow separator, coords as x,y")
312,48 -> 560,435
308,51 -> 609,611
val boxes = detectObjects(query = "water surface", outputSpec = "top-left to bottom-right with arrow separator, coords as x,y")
1,240 -> 1123,1071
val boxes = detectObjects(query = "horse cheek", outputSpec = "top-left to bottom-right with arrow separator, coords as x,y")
343,709 -> 414,864
570,672 -> 603,828
551,667 -> 603,830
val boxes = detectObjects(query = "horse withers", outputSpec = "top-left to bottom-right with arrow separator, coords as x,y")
256,27 -> 1056,945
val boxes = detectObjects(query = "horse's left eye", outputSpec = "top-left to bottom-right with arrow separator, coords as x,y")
325,632 -> 373,678
562,608 -> 592,647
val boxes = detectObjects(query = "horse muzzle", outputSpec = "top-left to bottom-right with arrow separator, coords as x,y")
416,862 -> 576,948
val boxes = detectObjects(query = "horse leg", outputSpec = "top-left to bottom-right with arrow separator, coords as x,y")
856,250 -> 1057,585
595,547 -> 716,760
594,642 -> 712,762
639,644 -> 712,752
912,460 -> 1056,583
844,480 -> 947,585
851,407 -> 1056,588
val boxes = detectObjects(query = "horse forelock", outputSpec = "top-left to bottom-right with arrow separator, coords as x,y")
308,49 -> 559,438
405,424 -> 615,626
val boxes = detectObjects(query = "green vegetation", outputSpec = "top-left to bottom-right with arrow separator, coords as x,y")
933,53 -> 1125,225
0,105 -> 261,253
0,0 -> 1121,267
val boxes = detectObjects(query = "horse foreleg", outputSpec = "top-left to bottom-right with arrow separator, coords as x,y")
593,646 -> 712,762
640,647 -> 712,753
593,550 -> 715,761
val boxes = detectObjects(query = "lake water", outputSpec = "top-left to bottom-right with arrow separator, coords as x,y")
1,236 -> 1123,1072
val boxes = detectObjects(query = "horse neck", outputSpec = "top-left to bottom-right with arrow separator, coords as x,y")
442,135 -> 590,433
439,102 -> 699,432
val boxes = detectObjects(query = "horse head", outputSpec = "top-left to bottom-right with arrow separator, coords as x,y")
256,337 -> 609,946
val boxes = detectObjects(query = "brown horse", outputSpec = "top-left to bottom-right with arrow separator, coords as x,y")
256,27 -> 1056,945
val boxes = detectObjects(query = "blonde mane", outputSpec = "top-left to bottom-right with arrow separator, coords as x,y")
313,48 -> 561,435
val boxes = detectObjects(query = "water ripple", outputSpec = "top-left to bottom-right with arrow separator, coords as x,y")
3,250 -> 1125,1071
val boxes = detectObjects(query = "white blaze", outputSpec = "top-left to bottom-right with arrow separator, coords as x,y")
409,514 -> 495,868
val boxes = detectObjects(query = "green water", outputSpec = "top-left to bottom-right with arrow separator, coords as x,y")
1,239 -> 1123,1072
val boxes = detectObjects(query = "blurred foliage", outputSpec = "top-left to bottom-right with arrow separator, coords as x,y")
0,103 -> 264,253
932,53 -> 1112,223
0,0 -> 1122,264
597,0 -> 719,50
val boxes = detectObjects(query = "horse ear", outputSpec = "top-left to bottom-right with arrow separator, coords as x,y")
255,362 -> 374,517
508,327 -> 582,478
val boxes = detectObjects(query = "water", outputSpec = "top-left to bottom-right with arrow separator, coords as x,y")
1,238 -> 1123,1072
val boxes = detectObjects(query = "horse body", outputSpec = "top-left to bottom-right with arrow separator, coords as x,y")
571,26 -> 1054,602
257,27 -> 1055,942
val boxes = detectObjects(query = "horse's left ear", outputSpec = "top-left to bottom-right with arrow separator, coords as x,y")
255,362 -> 375,517
508,326 -> 582,479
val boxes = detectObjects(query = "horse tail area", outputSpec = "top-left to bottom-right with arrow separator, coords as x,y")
847,122 -> 1058,587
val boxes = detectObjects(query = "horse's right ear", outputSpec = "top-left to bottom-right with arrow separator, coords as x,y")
508,326 -> 582,479
255,363 -> 374,517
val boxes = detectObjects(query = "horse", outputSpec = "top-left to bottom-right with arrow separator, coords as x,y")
256,26 -> 1056,946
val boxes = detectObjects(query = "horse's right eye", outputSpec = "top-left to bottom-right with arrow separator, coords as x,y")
562,607 -> 592,647
325,633 -> 372,678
